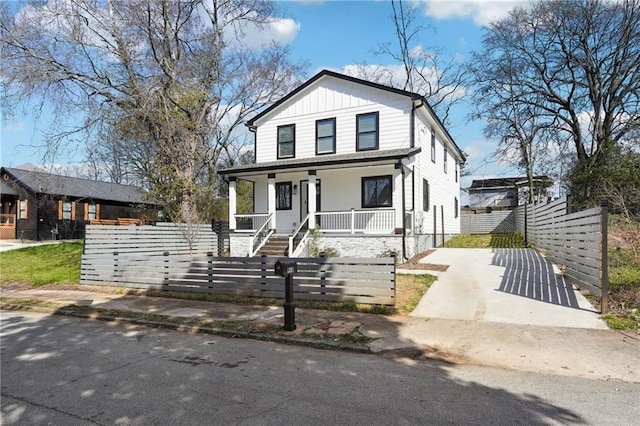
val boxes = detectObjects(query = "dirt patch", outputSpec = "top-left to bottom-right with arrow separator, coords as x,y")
401,250 -> 449,272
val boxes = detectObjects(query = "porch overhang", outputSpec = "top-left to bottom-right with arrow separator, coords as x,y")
218,147 -> 421,178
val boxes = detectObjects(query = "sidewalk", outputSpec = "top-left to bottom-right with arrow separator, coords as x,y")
1,286 -> 638,383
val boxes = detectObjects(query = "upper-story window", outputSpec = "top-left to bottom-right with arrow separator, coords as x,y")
277,124 -> 295,159
455,163 -> 459,182
430,130 -> 436,163
444,146 -> 448,173
356,112 -> 379,151
316,118 -> 336,155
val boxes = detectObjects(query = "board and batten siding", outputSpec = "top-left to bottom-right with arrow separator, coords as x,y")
255,78 -> 412,163
411,113 -> 461,235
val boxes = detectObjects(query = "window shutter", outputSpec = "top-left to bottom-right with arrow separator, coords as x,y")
23,199 -> 28,219
58,200 -> 63,220
71,202 -> 77,220
96,204 -> 101,220
84,203 -> 88,220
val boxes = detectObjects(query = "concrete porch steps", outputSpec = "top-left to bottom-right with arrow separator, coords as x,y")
257,235 -> 289,257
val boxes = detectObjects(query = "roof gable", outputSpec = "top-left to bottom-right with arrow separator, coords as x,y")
246,69 -> 465,161
1,167 -> 150,204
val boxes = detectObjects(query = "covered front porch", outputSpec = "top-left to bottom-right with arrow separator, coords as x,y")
219,148 -> 419,258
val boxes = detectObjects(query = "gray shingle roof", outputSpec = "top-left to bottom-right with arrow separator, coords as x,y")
2,167 -> 149,204
218,147 -> 422,176
470,176 -> 551,190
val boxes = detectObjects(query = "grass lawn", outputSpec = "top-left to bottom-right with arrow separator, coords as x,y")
444,233 -> 528,248
0,241 -> 435,315
0,242 -> 83,286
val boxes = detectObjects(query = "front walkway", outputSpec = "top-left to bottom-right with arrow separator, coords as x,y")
411,248 -> 608,329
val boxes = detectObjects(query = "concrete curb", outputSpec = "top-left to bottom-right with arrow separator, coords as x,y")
0,301 -> 375,355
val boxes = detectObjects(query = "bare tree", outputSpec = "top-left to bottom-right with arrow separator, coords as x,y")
1,0 -> 303,224
472,0 -> 640,206
350,0 -> 468,126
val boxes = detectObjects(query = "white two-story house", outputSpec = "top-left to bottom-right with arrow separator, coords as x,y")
219,70 -> 465,261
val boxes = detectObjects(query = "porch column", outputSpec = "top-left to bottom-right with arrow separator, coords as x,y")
394,164 -> 403,230
267,173 -> 276,229
308,170 -> 316,228
228,177 -> 237,231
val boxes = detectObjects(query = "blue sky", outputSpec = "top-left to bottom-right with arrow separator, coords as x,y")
0,0 -> 526,198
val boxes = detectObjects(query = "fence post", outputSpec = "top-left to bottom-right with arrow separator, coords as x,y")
600,200 -> 609,314
113,251 -> 118,282
207,251 -> 214,288
163,251 -> 169,285
319,252 -> 327,295
524,204 -> 528,245
433,206 -> 437,248
261,253 -> 268,289
440,205 -> 445,246
566,195 -> 573,215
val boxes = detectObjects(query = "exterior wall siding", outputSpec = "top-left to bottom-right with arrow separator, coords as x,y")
255,79 -> 412,163
412,112 -> 461,236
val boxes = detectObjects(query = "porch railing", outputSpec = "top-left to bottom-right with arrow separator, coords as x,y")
314,208 -> 395,234
289,213 -> 310,256
234,213 -> 270,232
248,213 -> 274,256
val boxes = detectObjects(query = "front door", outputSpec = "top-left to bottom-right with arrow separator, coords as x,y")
300,180 -> 321,224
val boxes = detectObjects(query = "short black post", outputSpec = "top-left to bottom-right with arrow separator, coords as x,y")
283,273 -> 296,331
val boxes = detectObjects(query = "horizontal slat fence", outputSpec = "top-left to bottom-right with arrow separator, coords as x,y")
525,198 -> 607,304
81,254 -> 396,306
83,222 -> 219,256
461,211 -> 514,234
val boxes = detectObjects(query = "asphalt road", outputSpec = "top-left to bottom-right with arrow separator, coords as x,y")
1,311 -> 638,426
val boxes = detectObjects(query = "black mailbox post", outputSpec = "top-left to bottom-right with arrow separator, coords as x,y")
275,260 -> 297,331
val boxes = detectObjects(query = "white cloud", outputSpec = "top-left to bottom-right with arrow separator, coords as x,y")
420,0 -> 523,26
231,18 -> 301,49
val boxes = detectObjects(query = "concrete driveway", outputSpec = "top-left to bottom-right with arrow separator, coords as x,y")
411,248 -> 608,329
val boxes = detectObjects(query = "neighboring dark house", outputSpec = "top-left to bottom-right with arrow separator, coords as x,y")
468,176 -> 553,210
0,167 -> 156,240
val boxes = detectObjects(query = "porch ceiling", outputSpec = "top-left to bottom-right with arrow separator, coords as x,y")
218,147 -> 421,178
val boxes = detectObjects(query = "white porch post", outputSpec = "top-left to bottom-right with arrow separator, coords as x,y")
394,164 -> 403,230
228,177 -> 237,231
308,171 -> 316,228
267,173 -> 276,229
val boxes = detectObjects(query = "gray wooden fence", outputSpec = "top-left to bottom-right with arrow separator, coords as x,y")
523,197 -> 609,312
80,254 -> 396,306
83,222 -> 219,256
461,211 -> 516,234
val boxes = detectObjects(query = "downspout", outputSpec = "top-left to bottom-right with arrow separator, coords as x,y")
409,98 -> 423,149
246,123 -> 257,162
399,161 -> 407,262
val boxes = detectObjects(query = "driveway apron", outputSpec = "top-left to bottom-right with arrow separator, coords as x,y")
411,248 -> 607,329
